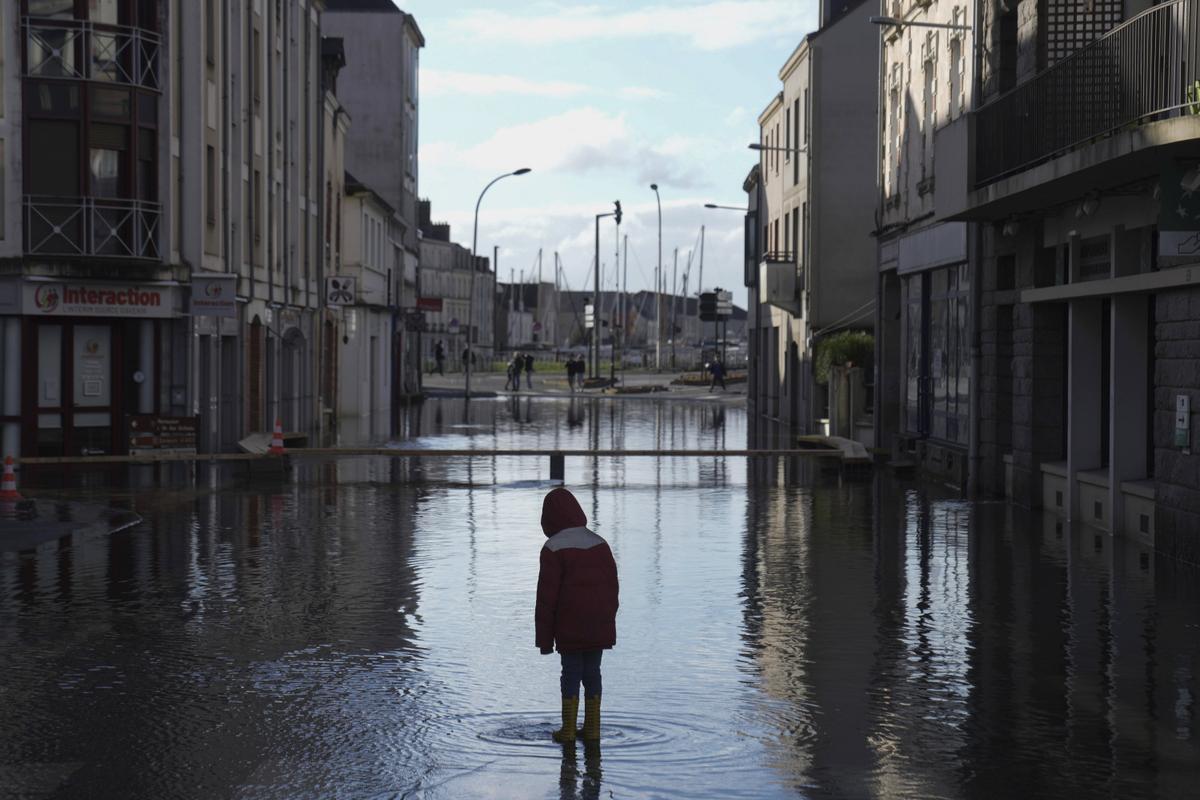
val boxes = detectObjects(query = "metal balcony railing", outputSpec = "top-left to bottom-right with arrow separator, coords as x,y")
975,0 -> 1198,186
25,196 -> 162,261
24,17 -> 161,91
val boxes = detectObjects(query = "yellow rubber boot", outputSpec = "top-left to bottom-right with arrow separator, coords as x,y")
552,696 -> 579,743
581,695 -> 601,741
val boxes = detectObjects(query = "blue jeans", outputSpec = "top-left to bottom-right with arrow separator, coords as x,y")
560,650 -> 603,699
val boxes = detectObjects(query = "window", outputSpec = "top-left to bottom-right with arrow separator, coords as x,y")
253,169 -> 262,243
206,0 -> 216,64
29,120 -> 79,195
949,38 -> 962,119
785,108 -> 791,163
903,264 -> 970,443
29,0 -> 74,18
792,207 -> 800,264
206,146 -> 216,224
922,58 -> 935,178
803,89 -> 809,145
793,97 -> 800,184
801,203 -> 808,267
252,29 -> 262,106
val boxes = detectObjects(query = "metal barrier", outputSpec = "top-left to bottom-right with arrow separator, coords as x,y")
16,448 -> 846,467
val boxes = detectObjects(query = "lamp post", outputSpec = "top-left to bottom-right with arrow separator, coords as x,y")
467,167 -> 531,400
868,15 -> 971,30
592,201 -> 622,379
650,183 -> 662,372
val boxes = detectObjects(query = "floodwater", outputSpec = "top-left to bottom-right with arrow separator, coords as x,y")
1,397 -> 1198,799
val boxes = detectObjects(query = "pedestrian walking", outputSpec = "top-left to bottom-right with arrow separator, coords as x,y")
524,353 -> 535,389
536,487 -> 619,744
510,353 -> 524,392
462,347 -> 470,372
505,359 -> 516,391
565,357 -> 576,392
708,358 -> 726,392
434,340 -> 446,376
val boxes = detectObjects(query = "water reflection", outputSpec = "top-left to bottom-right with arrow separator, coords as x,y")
0,397 -> 1196,798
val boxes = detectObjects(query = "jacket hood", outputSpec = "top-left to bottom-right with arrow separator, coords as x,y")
541,488 -> 587,537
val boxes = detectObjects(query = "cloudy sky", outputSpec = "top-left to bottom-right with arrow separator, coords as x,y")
400,0 -> 820,307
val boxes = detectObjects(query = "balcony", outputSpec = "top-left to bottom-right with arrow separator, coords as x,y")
975,0 -> 1196,187
758,251 -> 801,315
24,17 -> 161,91
25,196 -> 162,261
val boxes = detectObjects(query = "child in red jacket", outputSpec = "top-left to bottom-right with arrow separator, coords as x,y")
536,487 -> 619,743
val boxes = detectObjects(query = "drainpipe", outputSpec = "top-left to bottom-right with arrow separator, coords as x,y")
967,0 -> 984,498
873,0 -> 885,452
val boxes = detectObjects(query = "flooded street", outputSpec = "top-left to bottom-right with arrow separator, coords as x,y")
1,397 -> 1198,799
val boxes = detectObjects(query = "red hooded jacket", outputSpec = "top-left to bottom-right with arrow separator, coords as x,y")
535,488 -> 619,653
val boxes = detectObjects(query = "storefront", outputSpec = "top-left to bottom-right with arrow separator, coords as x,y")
3,278 -> 184,457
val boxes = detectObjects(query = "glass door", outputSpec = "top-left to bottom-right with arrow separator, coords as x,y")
31,320 -> 120,456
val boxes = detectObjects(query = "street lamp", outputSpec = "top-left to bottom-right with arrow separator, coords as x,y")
748,143 -> 807,154
650,183 -> 662,372
868,15 -> 971,30
592,201 -> 621,380
704,203 -> 748,211
467,167 -> 531,399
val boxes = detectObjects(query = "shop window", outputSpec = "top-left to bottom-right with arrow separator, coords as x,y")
136,128 -> 155,200
91,0 -> 120,26
28,82 -> 80,116
91,86 -> 131,120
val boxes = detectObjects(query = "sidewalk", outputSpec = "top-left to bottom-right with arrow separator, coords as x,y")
420,368 -> 745,400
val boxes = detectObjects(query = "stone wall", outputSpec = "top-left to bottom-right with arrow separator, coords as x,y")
1154,286 -> 1200,565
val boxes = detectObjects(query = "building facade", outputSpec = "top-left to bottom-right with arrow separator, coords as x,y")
747,0 -> 879,438
0,0 -> 338,459
965,0 -> 1197,559
873,0 -> 979,485
418,203 -> 493,370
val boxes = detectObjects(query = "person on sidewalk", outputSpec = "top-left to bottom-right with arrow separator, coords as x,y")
536,488 -> 619,744
511,353 -> 524,392
505,358 -> 516,391
525,353 -> 535,389
565,357 -> 576,392
433,340 -> 446,376
708,358 -> 726,392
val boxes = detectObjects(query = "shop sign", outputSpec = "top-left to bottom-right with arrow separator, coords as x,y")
416,297 -> 443,312
128,415 -> 199,456
191,274 -> 238,318
1159,162 -> 1200,268
24,281 -> 178,318
404,310 -> 427,332
325,276 -> 357,306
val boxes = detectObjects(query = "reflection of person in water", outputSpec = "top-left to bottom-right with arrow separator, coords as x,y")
566,399 -> 584,428
558,740 -> 603,800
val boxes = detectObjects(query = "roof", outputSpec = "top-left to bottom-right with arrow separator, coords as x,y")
324,0 -> 401,11
344,171 -> 395,215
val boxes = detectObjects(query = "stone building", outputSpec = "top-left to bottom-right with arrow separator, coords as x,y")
873,0 -> 980,485
925,0 -> 1200,560
418,201 -> 493,369
0,0 -> 338,458
746,0 -> 879,438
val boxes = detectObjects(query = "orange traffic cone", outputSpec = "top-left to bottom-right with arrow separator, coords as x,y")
269,419 -> 285,455
0,456 -> 22,501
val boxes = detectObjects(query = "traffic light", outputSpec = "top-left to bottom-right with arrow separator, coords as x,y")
699,291 -> 718,321
613,201 -> 622,225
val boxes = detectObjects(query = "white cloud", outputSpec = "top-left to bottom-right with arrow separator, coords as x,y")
422,69 -> 588,98
724,106 -> 748,127
420,108 -> 712,190
618,86 -> 668,100
449,2 -> 815,51
420,69 -> 667,102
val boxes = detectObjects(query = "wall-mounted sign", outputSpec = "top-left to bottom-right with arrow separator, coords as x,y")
23,281 -> 179,318
1159,162 -> 1200,268
1176,394 -> 1192,452
191,274 -> 238,318
325,276 -> 357,306
404,310 -> 427,332
416,296 -> 443,313
128,415 -> 199,456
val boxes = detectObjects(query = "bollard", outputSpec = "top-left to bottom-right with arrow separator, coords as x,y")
549,452 -> 565,483
0,455 -> 21,501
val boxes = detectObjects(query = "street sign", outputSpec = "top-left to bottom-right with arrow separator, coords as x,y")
191,274 -> 237,318
404,310 -> 427,332
700,290 -> 733,321
325,276 -> 356,306
416,296 -> 443,312
1176,394 -> 1191,451
128,415 -> 199,456
584,303 -> 595,329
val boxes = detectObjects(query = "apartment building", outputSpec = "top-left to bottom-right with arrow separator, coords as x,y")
925,0 -> 1200,560
873,0 -> 979,485
418,202 -> 493,369
747,0 -> 879,437
0,0 -> 337,458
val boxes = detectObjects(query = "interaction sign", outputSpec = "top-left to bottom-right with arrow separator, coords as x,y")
191,274 -> 238,318
24,281 -> 178,318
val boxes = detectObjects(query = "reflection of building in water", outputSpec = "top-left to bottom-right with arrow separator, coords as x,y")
740,473 -> 1200,795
